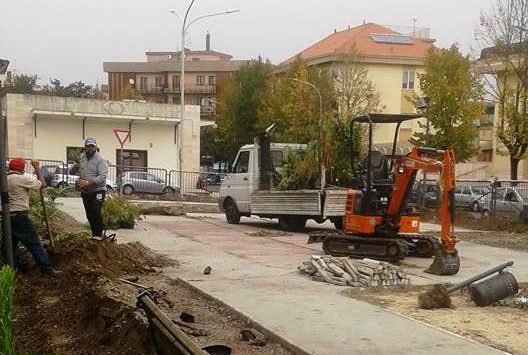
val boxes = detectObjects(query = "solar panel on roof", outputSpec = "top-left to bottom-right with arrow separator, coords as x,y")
370,34 -> 413,45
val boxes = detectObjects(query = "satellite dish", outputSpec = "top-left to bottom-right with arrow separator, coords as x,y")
129,78 -> 135,85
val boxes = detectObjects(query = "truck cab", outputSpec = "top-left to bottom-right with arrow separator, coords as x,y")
219,143 -> 305,222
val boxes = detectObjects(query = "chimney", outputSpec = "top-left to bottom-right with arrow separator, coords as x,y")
206,31 -> 211,51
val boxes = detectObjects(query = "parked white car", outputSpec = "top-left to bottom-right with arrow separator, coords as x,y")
52,165 -> 117,191
475,187 -> 528,219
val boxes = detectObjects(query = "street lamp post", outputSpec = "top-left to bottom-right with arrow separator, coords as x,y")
290,78 -> 325,189
170,3 -> 239,196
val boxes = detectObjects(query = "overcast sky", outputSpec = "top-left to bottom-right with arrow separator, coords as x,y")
1,0 -> 494,86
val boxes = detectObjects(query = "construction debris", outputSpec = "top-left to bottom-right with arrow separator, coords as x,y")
298,256 -> 410,287
240,328 -> 267,347
418,261 -> 517,309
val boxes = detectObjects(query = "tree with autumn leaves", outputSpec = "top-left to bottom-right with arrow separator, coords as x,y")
211,55 -> 378,186
413,45 -> 484,162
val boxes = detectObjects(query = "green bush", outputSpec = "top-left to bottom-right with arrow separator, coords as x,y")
273,146 -> 320,190
0,265 -> 16,355
102,195 -> 142,229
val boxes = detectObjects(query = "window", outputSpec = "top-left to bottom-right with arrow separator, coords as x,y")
155,76 -> 163,88
208,75 -> 216,86
196,75 -> 205,86
140,77 -> 148,90
402,70 -> 415,89
234,151 -> 250,173
172,75 -> 180,89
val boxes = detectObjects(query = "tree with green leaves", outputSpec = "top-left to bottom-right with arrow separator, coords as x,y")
6,74 -> 37,94
42,79 -> 105,99
213,59 -> 273,164
413,45 -> 484,162
477,0 -> 528,180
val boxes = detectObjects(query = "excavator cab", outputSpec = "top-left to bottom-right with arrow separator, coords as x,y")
314,112 -> 460,276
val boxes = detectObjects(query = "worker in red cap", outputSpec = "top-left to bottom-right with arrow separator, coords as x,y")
6,158 -> 54,276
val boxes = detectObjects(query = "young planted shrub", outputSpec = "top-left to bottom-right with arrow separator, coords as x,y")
102,195 -> 142,229
0,265 -> 16,355
28,190 -> 61,237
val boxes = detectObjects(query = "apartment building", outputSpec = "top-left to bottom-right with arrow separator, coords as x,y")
103,34 -> 249,118
280,22 -> 435,143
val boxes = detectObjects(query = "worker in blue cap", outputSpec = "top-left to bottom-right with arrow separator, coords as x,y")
72,137 -> 108,239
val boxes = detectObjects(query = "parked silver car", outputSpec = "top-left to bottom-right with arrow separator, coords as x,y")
120,171 -> 177,195
454,185 -> 490,211
476,187 -> 528,218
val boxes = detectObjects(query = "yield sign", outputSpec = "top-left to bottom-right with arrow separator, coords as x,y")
113,129 -> 130,148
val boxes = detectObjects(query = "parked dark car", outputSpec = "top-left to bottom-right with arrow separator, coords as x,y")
407,182 -> 438,208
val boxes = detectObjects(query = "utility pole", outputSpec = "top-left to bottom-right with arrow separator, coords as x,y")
170,4 -> 239,197
0,58 -> 14,267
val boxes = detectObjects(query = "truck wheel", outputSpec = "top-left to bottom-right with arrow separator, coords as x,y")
279,216 -> 306,232
225,200 -> 241,224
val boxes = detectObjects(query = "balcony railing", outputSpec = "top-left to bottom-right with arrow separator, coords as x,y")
138,86 -> 166,94
165,84 -> 216,94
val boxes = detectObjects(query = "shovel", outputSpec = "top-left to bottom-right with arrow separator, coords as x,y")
39,188 -> 55,249
418,261 -> 514,309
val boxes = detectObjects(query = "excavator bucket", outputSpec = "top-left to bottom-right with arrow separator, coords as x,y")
425,249 -> 460,275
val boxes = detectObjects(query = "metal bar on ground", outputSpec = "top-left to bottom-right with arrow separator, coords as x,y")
137,292 -> 208,355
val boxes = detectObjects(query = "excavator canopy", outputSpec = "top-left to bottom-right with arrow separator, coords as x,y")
353,113 -> 423,124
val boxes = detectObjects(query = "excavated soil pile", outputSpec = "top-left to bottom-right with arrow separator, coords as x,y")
417,284 -> 453,309
15,237 -> 290,355
15,238 -> 172,355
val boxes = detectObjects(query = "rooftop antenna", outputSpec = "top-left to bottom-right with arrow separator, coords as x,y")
411,17 -> 417,37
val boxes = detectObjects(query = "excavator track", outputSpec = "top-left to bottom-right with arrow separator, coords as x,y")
320,232 -> 410,262
396,234 -> 440,258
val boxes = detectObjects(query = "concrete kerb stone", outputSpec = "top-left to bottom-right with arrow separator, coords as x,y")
171,275 -> 311,355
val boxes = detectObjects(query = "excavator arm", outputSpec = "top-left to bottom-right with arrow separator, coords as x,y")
388,146 -> 460,274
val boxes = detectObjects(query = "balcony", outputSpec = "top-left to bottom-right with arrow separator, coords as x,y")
138,85 -> 167,94
165,84 -> 216,94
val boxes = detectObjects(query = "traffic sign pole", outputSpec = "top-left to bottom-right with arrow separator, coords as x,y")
113,129 -> 130,193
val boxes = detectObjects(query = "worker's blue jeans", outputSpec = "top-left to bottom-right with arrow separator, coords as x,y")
10,211 -> 51,271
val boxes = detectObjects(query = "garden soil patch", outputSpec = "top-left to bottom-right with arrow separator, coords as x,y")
344,283 -> 528,355
15,238 -> 290,354
422,209 -> 528,251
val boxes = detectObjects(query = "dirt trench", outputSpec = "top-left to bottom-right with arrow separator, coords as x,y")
15,237 -> 291,355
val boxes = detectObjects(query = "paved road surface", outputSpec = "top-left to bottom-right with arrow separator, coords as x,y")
56,197 -> 523,354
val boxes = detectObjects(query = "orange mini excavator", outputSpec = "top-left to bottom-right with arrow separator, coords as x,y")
309,113 -> 460,275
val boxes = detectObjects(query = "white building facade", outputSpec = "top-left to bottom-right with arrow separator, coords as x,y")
1,94 -> 205,173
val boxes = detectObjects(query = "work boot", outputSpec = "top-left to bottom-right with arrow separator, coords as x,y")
16,263 -> 30,274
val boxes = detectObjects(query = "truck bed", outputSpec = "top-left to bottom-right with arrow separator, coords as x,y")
250,188 -> 347,217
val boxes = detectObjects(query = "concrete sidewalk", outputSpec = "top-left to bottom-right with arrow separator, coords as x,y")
56,197 -> 520,354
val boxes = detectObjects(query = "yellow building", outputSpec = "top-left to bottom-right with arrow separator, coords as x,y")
280,23 -> 435,144
472,45 -> 528,180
